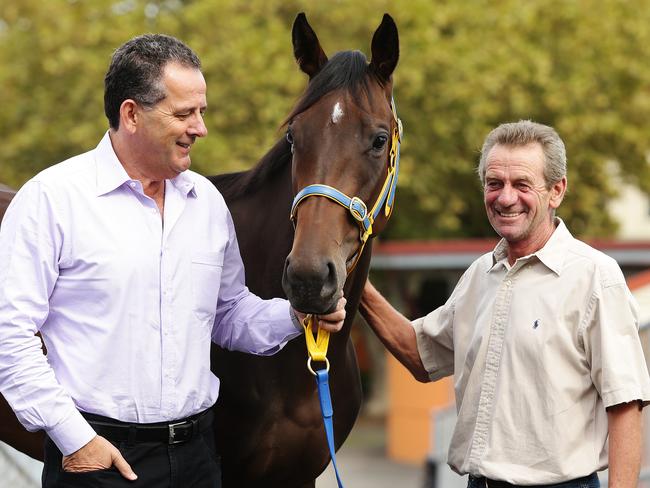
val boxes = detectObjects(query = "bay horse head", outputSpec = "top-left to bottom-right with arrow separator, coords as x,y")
282,13 -> 400,314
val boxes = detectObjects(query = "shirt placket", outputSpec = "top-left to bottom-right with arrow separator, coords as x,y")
468,271 -> 515,471
129,181 -> 176,416
159,233 -> 176,416
158,183 -> 187,418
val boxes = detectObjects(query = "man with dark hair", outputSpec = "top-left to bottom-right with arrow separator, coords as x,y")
361,120 -> 650,488
103,34 -> 202,130
0,34 -> 345,487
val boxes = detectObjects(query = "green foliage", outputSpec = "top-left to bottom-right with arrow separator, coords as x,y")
1,0 -> 649,238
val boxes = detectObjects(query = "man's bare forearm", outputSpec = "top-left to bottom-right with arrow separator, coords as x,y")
359,280 -> 429,382
607,401 -> 643,488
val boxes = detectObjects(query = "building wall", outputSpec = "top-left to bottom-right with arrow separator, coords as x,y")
386,353 -> 454,464
609,184 -> 650,240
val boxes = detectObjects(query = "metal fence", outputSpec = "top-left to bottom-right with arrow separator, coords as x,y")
0,442 -> 41,488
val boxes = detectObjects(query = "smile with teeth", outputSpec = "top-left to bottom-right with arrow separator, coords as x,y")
496,210 -> 524,218
177,142 -> 191,149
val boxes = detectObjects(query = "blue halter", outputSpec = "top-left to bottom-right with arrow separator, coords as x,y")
290,98 -> 402,269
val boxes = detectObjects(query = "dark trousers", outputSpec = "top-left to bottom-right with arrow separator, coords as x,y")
42,413 -> 221,488
468,473 -> 599,488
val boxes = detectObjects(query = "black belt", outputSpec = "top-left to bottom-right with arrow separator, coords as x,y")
470,473 -> 598,487
83,409 -> 214,445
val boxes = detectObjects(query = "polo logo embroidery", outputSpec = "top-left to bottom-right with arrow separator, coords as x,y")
533,319 -> 540,329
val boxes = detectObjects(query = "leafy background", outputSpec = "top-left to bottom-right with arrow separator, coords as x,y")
2,0 -> 649,239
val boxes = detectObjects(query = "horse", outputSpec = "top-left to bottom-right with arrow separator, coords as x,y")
0,12 -> 400,487
208,13 -> 399,486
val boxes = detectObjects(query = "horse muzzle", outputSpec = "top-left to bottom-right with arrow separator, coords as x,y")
281,252 -> 345,314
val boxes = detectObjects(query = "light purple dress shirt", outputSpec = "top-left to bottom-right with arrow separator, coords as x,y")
0,132 -> 301,455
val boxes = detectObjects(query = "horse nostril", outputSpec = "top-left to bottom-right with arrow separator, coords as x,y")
325,260 -> 337,286
286,257 -> 331,285
282,254 -> 342,313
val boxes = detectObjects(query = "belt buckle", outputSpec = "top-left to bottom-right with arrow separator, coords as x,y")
168,420 -> 190,445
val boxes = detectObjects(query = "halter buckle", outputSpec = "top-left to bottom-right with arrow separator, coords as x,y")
349,197 -> 368,222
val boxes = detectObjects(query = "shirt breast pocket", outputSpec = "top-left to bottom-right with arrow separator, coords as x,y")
191,251 -> 224,322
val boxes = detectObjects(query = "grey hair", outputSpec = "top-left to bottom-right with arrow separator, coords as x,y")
477,120 -> 567,188
104,34 -> 201,129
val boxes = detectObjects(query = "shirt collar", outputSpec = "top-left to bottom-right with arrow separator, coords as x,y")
95,131 -> 131,196
534,217 -> 573,275
490,217 -> 573,275
95,131 -> 197,198
169,170 -> 197,198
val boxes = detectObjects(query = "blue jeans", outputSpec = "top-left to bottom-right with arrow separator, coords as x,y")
467,473 -> 599,488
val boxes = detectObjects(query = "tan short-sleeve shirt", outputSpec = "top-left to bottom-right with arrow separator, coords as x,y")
412,219 -> 650,484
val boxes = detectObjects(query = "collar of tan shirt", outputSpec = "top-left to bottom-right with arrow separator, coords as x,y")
490,217 -> 570,276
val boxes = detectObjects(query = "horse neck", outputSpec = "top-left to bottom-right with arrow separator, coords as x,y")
213,159 -> 294,299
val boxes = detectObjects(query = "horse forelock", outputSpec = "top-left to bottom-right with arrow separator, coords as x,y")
285,50 -> 383,124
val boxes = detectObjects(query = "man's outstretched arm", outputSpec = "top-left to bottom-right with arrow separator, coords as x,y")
358,280 -> 429,382
607,401 -> 643,488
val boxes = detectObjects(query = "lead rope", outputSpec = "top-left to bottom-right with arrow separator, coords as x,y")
303,315 -> 344,487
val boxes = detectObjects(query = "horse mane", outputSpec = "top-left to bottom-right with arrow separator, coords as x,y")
212,50 -> 381,200
211,138 -> 292,201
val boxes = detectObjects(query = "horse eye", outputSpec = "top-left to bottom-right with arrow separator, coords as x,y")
372,134 -> 388,151
286,129 -> 294,145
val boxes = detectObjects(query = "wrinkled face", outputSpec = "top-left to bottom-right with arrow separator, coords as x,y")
135,62 -> 208,179
483,143 -> 566,256
282,89 -> 394,313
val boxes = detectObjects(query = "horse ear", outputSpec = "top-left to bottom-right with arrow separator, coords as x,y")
369,13 -> 399,83
292,12 -> 328,79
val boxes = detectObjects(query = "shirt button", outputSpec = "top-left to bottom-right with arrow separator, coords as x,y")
129,182 -> 136,188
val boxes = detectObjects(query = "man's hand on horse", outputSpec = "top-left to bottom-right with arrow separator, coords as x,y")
62,435 -> 137,480
294,296 -> 347,333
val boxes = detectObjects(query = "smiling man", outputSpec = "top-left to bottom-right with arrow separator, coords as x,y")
0,34 -> 346,488
481,140 -> 566,263
360,120 -> 650,488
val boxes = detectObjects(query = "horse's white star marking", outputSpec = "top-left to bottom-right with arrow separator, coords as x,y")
331,102 -> 344,124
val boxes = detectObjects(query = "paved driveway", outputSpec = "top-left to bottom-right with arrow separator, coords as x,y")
316,420 -> 425,488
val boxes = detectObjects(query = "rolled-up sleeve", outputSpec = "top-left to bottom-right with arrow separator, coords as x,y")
411,264 -> 481,382
412,299 -> 456,382
584,270 -> 650,409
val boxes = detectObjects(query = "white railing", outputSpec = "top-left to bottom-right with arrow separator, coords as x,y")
0,442 -> 41,488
